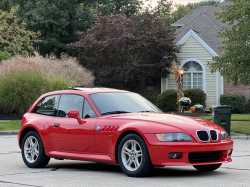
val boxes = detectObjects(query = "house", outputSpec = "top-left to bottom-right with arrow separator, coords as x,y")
161,1 -> 249,110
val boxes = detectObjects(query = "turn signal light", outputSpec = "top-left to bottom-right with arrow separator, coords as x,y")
168,152 -> 182,159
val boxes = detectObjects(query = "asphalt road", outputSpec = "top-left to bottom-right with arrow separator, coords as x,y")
1,135 -> 250,187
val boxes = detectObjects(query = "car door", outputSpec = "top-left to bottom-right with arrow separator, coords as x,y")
32,94 -> 59,149
48,94 -> 98,152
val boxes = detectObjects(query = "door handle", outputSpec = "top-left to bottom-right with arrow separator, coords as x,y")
53,123 -> 60,127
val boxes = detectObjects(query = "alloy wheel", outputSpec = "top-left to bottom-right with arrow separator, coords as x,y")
24,136 -> 39,163
121,140 -> 142,171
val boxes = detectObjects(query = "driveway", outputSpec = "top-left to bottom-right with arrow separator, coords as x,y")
0,135 -> 250,187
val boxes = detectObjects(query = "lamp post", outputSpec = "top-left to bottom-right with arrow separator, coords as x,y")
179,69 -> 184,86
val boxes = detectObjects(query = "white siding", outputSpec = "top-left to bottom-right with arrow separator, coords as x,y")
162,35 -> 223,109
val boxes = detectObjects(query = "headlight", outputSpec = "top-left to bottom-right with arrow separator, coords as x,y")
156,133 -> 193,142
221,131 -> 229,140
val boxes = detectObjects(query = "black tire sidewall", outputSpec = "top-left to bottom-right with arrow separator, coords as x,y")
118,133 -> 153,177
21,131 -> 49,168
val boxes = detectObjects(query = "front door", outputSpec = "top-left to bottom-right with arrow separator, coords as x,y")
48,94 -> 98,152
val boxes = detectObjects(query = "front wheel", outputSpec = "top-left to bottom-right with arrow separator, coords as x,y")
193,163 -> 222,171
21,131 -> 50,168
118,133 -> 154,177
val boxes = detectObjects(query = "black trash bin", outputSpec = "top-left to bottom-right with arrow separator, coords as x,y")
212,106 -> 232,136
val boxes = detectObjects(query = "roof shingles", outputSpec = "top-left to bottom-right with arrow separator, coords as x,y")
173,1 -> 233,56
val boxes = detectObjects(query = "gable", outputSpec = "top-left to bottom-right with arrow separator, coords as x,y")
177,29 -> 219,57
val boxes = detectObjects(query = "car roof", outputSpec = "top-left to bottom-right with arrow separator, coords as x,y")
70,87 -> 130,94
44,87 -> 130,96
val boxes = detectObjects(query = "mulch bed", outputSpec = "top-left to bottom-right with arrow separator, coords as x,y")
0,113 -> 23,120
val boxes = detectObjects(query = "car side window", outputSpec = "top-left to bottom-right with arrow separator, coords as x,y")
57,94 -> 84,118
33,95 -> 59,116
83,99 -> 97,118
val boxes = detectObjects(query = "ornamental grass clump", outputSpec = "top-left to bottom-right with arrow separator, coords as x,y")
0,54 -> 94,114
0,53 -> 94,86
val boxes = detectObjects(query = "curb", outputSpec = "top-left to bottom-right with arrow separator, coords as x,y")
231,135 -> 249,140
0,130 -> 19,135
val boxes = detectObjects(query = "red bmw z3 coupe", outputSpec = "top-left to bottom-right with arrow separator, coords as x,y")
18,87 -> 233,177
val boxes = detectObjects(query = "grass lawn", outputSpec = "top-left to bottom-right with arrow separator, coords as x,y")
199,114 -> 250,121
231,121 -> 250,135
0,120 -> 22,131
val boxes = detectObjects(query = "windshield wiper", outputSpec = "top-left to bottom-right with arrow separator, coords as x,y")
138,110 -> 156,113
101,111 -> 131,115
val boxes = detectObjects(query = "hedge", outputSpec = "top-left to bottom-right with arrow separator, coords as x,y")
157,89 -> 178,112
144,94 -> 158,106
220,94 -> 245,113
184,89 -> 207,110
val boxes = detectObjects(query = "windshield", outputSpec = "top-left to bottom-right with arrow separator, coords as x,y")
90,92 -> 162,116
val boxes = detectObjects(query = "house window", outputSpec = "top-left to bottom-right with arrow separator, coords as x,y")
182,61 -> 203,90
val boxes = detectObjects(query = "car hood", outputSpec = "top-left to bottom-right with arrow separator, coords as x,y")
103,113 -> 223,133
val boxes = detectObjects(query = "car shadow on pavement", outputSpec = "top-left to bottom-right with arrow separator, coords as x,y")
152,167 -> 226,177
45,161 -> 227,177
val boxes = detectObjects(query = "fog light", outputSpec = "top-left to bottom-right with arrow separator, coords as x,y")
168,152 -> 182,159
228,149 -> 233,156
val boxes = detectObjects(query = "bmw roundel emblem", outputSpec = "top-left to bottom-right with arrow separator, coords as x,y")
96,126 -> 100,131
203,126 -> 208,130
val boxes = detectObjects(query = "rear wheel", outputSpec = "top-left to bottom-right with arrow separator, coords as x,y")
118,133 -> 154,177
193,163 -> 222,171
21,131 -> 50,168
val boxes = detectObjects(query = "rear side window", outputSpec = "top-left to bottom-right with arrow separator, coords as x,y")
57,94 -> 84,118
33,95 -> 59,116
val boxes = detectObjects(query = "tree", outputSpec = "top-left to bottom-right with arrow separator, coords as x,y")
69,9 -> 179,90
171,0 -> 219,24
14,0 -> 141,57
153,0 -> 173,27
209,0 -> 250,85
0,0 -> 15,12
0,8 -> 39,56
93,0 -> 140,17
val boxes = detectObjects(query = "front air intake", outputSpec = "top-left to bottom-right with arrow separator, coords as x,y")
196,130 -> 209,141
189,151 -> 221,163
210,130 -> 218,141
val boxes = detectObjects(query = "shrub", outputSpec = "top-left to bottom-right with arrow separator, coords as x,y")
184,89 -> 207,110
0,54 -> 95,114
143,94 -> 158,106
220,94 -> 245,113
157,89 -> 177,112
0,51 -> 11,63
0,71 -> 77,114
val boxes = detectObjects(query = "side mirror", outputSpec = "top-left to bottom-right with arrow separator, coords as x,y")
67,110 -> 83,124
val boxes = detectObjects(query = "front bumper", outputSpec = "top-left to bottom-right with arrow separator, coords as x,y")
143,134 -> 233,166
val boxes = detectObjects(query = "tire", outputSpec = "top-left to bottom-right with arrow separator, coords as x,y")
21,131 -> 50,168
193,163 -> 222,171
118,133 -> 154,177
